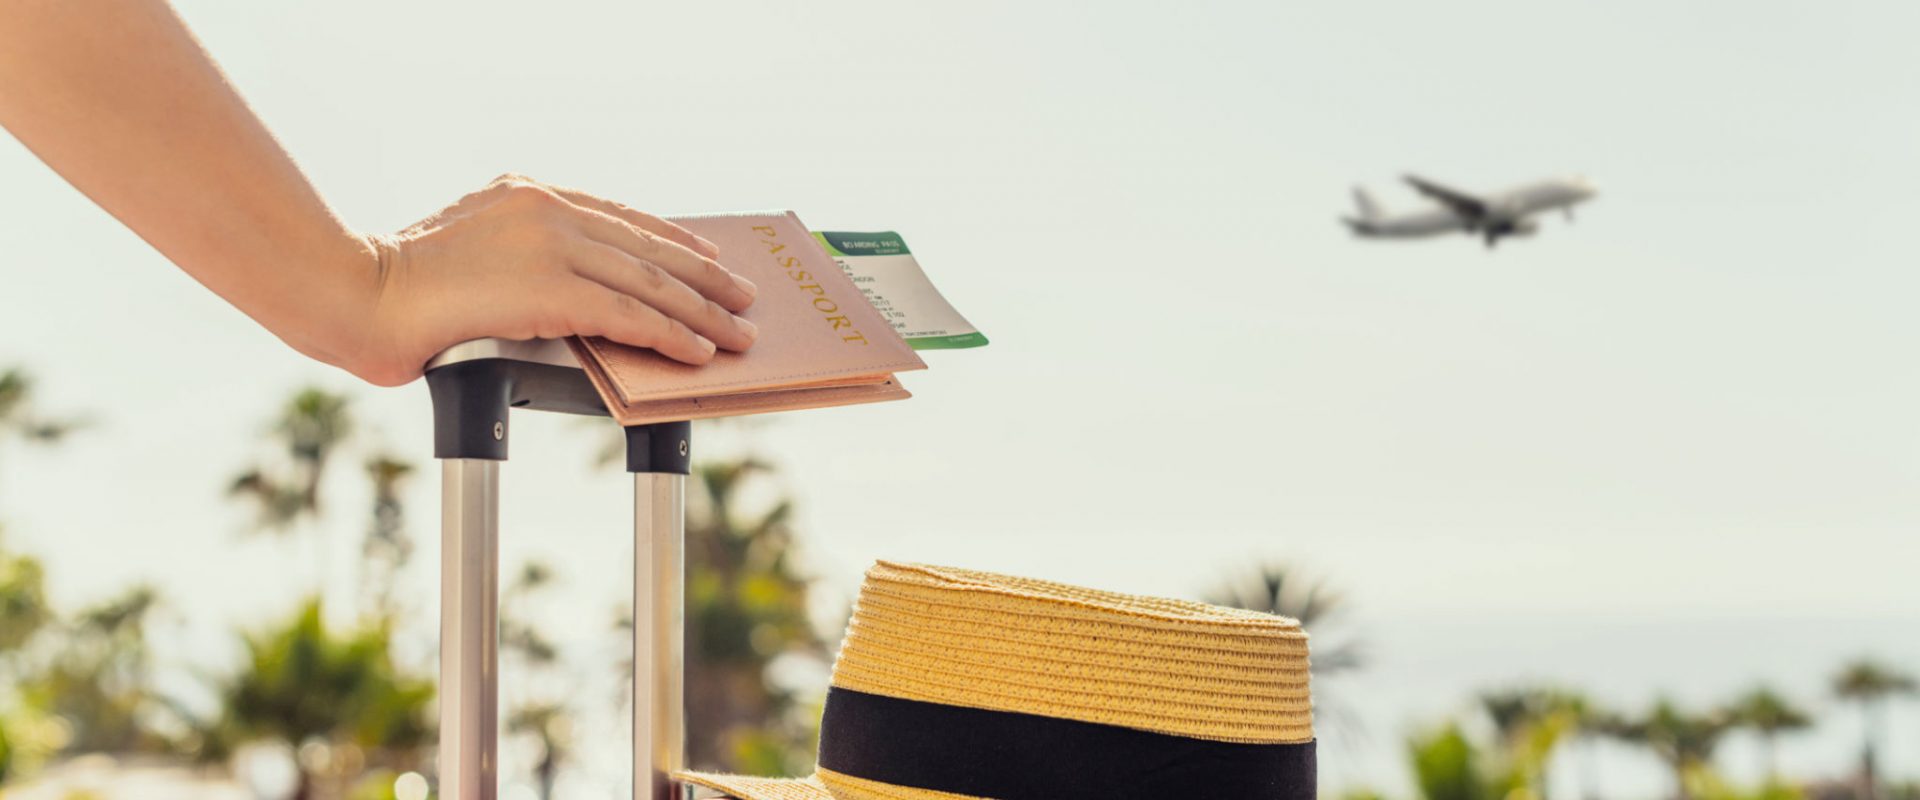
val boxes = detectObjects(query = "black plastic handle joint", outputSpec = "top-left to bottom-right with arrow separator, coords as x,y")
425,357 -> 610,461
625,421 -> 692,475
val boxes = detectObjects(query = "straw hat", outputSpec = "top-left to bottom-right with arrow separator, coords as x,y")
678,561 -> 1315,800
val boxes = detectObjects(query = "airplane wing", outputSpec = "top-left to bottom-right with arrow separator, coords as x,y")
1402,174 -> 1489,220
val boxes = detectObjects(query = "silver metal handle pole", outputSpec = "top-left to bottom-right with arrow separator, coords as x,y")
634,471 -> 687,800
441,459 -> 501,800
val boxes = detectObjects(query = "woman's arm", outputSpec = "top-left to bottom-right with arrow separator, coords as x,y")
0,0 -> 756,385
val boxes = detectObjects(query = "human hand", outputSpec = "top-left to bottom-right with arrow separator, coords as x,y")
1,2 -> 757,387
354,174 -> 759,386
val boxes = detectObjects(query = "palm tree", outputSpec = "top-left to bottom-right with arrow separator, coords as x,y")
229,388 -> 354,532
1407,723 -> 1497,800
1554,691 -> 1624,800
1726,686 -> 1810,784
609,454 -> 831,775
0,531 -> 51,785
1479,689 -> 1549,747
1207,563 -> 1366,733
211,599 -> 434,800
23,586 -> 170,756
501,561 -> 572,800
0,368 -> 79,654
229,388 -> 362,619
0,369 -> 82,455
0,370 -> 83,784
506,702 -> 571,800
0,534 -> 51,659
360,455 -> 416,618
683,458 -> 832,774
0,717 -> 11,784
1475,687 -> 1577,800
1617,699 -> 1730,800
1832,659 -> 1917,800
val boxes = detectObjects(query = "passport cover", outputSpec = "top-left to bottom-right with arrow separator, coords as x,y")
569,211 -> 926,425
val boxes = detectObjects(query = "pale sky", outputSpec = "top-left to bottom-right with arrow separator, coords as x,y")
2,1 -> 1917,797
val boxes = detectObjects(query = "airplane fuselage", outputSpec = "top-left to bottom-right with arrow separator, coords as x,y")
1346,208 -> 1465,238
1344,175 -> 1597,247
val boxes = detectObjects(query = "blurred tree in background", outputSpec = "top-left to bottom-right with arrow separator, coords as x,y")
1407,722 -> 1502,800
0,368 -> 97,784
0,534 -> 49,666
0,369 -> 83,455
359,456 -> 416,621
1729,687 -> 1813,784
0,533 -> 51,784
207,599 -> 434,800
1557,690 -> 1629,800
1832,659 -> 1917,800
502,561 -> 574,800
681,456 -> 830,775
1617,699 -> 1732,800
4,375 -> 1920,800
607,439 -> 832,777
0,368 -> 77,666
1398,688 -> 1575,800
1476,687 -> 1576,800
230,389 -> 354,532
193,387 -> 434,800
19,585 -> 170,756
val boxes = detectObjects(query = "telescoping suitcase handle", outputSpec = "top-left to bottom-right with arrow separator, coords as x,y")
426,339 -> 691,800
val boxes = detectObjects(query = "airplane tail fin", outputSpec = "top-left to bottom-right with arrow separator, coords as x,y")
1352,187 -> 1383,221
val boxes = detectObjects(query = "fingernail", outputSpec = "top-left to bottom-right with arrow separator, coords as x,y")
695,236 -> 720,256
736,316 -> 759,344
698,335 -> 717,356
731,273 -> 757,301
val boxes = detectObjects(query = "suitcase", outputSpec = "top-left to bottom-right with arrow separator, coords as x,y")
426,338 -> 692,800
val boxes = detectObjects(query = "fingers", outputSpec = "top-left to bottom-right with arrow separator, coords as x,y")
564,203 -> 758,314
451,173 -> 760,365
570,283 -> 718,366
540,183 -> 722,260
485,172 -> 723,260
569,237 -> 758,352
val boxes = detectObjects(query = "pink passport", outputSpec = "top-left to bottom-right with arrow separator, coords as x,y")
569,211 -> 927,425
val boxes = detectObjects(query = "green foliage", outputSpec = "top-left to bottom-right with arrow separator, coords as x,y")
1691,770 -> 1807,800
212,598 -> 434,766
1607,699 -> 1732,800
502,562 -> 570,800
1404,689 -> 1584,800
0,369 -> 84,449
1628,699 -> 1730,766
229,388 -> 355,533
1832,658 -> 1916,800
0,538 -> 50,654
0,715 -> 12,783
1729,687 -> 1812,735
675,456 -> 830,775
1729,686 -> 1812,780
346,768 -> 434,800
20,586 -> 169,755
1410,723 -> 1496,800
360,455 -> 416,619
1472,685 -> 1586,800
1833,659 -> 1917,702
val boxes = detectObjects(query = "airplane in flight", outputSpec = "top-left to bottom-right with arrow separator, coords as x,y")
1342,174 -> 1598,248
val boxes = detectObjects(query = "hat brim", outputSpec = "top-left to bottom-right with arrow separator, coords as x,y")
677,772 -> 831,800
677,768 -> 987,800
